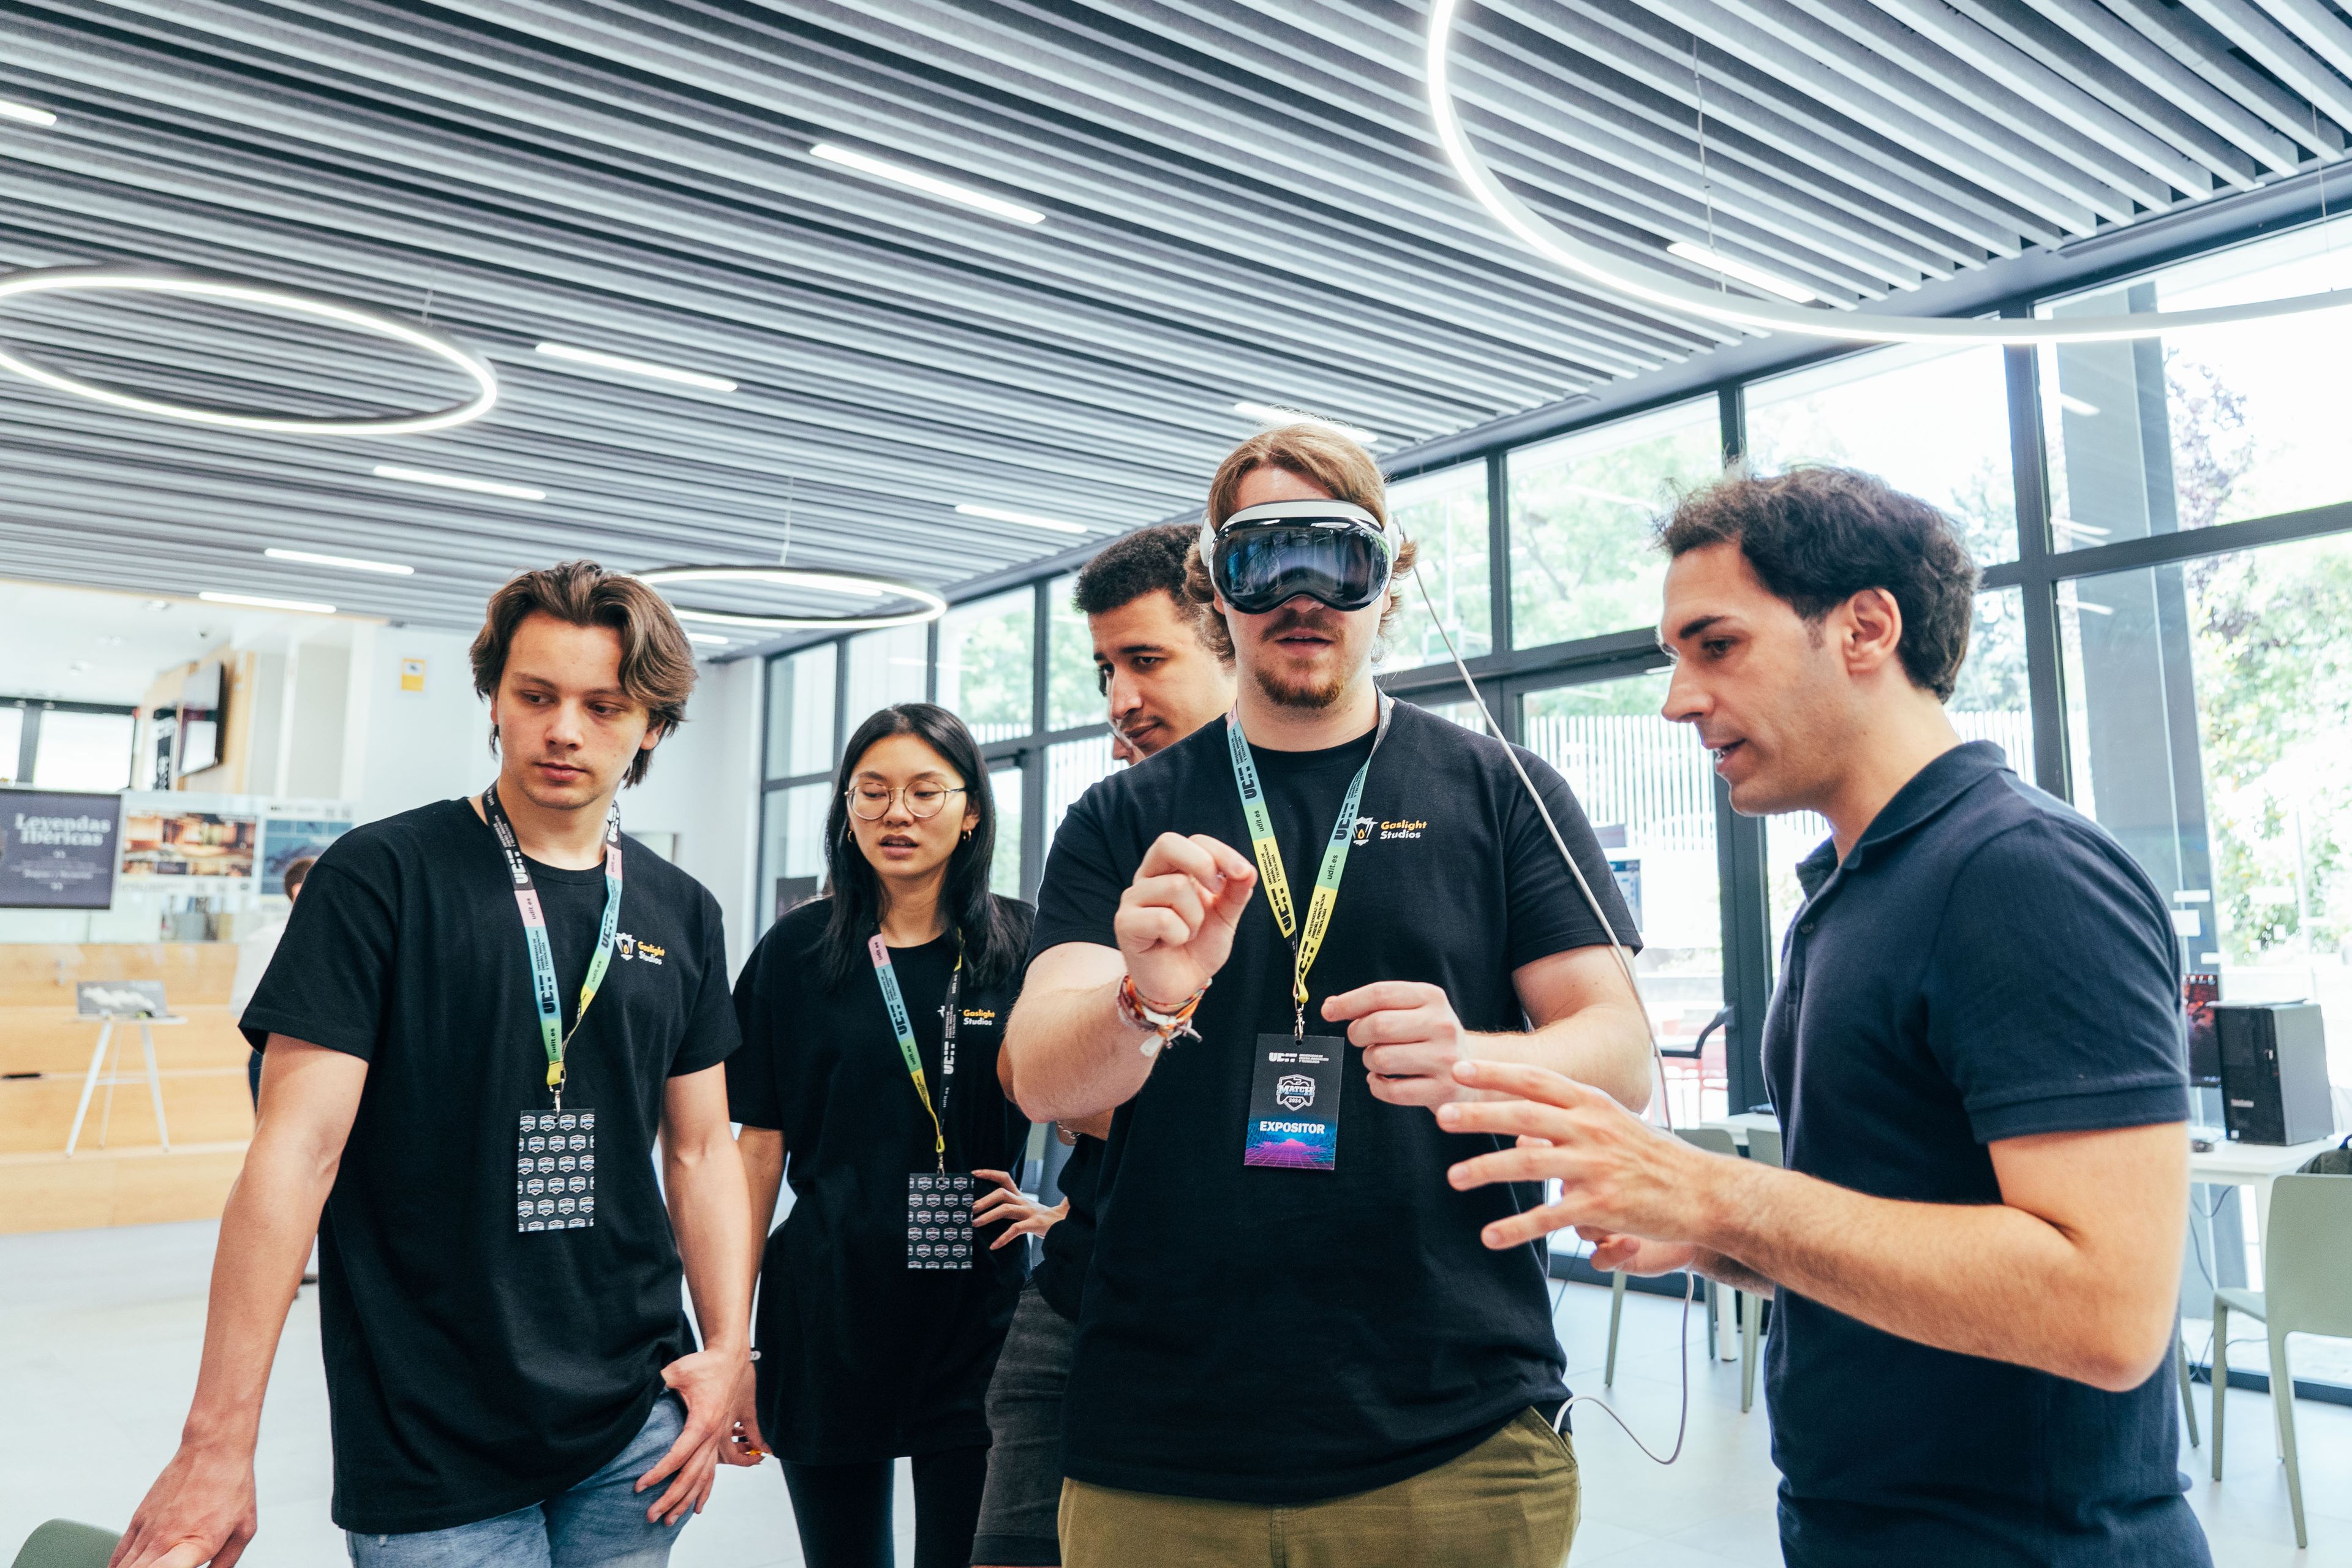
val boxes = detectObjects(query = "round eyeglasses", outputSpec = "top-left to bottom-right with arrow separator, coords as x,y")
848,782 -> 967,821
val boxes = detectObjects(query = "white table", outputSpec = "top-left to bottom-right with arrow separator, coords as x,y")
65,1012 -> 186,1156
2187,1135 -> 2343,1251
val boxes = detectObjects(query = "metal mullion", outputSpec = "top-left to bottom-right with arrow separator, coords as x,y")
831,634 -> 850,770
755,653 -> 773,794
2022,497 -> 2352,582
1713,376 -> 1771,1114
1487,448 -> 1513,654
925,618 -> 940,705
2000,303 -> 2073,799
1020,579 -> 1055,898
1031,579 -> 1052,738
1714,778 -> 1773,1114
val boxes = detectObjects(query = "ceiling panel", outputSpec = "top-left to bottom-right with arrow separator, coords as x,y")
1,0 -> 2346,648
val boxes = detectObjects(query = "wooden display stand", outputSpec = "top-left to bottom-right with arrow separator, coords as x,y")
66,1010 -> 187,1155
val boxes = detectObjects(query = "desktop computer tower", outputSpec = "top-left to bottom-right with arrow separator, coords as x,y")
2216,1003 -> 2334,1146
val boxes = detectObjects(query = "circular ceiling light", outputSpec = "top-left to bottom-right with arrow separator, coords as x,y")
1425,0 -> 2352,345
635,565 -> 948,631
0,265 -> 498,434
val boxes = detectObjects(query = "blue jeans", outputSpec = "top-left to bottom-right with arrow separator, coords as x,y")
347,1394 -> 691,1567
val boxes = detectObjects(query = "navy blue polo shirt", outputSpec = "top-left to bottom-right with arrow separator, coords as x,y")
1761,742 -> 2207,1568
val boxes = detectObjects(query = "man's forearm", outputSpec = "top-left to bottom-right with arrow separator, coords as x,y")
1005,978 -> 1158,1123
1471,1000 -> 1653,1112
666,1137 -> 755,1351
1698,1159 -> 2154,1388
182,1135 -> 337,1450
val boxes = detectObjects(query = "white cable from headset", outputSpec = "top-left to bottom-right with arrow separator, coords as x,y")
1408,560 -> 1694,1467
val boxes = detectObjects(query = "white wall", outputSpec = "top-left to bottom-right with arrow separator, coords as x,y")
623,655 -> 763,978
354,627 -> 488,827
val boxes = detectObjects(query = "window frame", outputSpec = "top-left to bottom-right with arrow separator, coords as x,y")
754,219 -> 2352,1139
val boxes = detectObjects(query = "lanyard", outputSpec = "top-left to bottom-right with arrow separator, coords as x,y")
869,933 -> 963,1173
484,783 -> 624,1110
1225,695 -> 1392,1038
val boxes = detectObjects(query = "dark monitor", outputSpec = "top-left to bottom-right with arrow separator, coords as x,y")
2184,972 -> 2220,1088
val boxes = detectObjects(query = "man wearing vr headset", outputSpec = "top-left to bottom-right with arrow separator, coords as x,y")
1005,426 -> 1651,1568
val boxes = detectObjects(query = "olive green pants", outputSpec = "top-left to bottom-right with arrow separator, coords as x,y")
1058,1407 -> 1581,1568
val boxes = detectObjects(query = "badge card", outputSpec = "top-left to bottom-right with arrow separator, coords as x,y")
1243,1035 -> 1344,1170
906,1171 -> 976,1270
516,1108 -> 597,1232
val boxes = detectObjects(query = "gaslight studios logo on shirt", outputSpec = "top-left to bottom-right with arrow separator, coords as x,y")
615,932 -> 665,964
1352,814 -> 1431,845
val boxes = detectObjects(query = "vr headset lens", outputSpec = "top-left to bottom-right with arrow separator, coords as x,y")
1215,523 -> 1392,614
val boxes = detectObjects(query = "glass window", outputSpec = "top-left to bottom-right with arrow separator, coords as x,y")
32,710 -> 134,791
844,624 -> 927,733
2040,215 -> 2352,550
757,782 -> 831,930
1953,587 -> 2035,785
938,589 -> 1035,745
1520,669 -> 1726,1124
1509,398 -> 1722,650
1047,571 -> 1102,733
764,644 -> 836,781
987,760 -> 1024,899
1747,341 -> 2019,567
1384,463 -> 1491,669
1765,587 -> 2034,968
0,706 -> 21,783
2059,530 -> 2352,1091
1046,734 -> 1118,848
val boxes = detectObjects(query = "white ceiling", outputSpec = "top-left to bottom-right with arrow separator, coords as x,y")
0,577 -> 369,706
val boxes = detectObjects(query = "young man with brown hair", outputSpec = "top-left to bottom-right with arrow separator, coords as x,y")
113,562 -> 760,1568
1441,467 -> 2207,1567
1004,427 -> 1652,1568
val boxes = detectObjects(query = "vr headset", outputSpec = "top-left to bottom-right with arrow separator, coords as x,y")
1199,500 -> 1400,615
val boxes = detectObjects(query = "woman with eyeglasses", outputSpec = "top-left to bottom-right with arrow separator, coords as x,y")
727,703 -> 1049,1568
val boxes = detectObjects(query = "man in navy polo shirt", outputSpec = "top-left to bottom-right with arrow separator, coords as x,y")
1441,466 -> 2207,1567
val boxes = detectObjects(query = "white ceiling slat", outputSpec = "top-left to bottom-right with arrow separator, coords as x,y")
0,0 -> 2346,634
2174,0 -> 2352,130
2103,0 -> 2347,154
1864,0 -> 2241,192
2008,0 -> 2303,173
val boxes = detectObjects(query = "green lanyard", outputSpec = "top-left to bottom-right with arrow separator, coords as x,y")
868,933 -> 964,1172
1224,696 -> 1392,1038
484,783 -> 623,1109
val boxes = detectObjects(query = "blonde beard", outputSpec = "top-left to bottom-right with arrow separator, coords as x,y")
1249,659 -> 1350,710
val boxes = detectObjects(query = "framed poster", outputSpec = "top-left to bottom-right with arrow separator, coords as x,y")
0,790 -> 122,908
119,809 -> 258,880
260,818 -> 352,890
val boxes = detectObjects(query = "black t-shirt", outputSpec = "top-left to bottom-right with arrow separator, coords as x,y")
1028,699 -> 1638,1504
1033,1132 -> 1101,1323
238,798 -> 739,1535
1762,744 -> 2207,1568
726,897 -> 1035,1464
